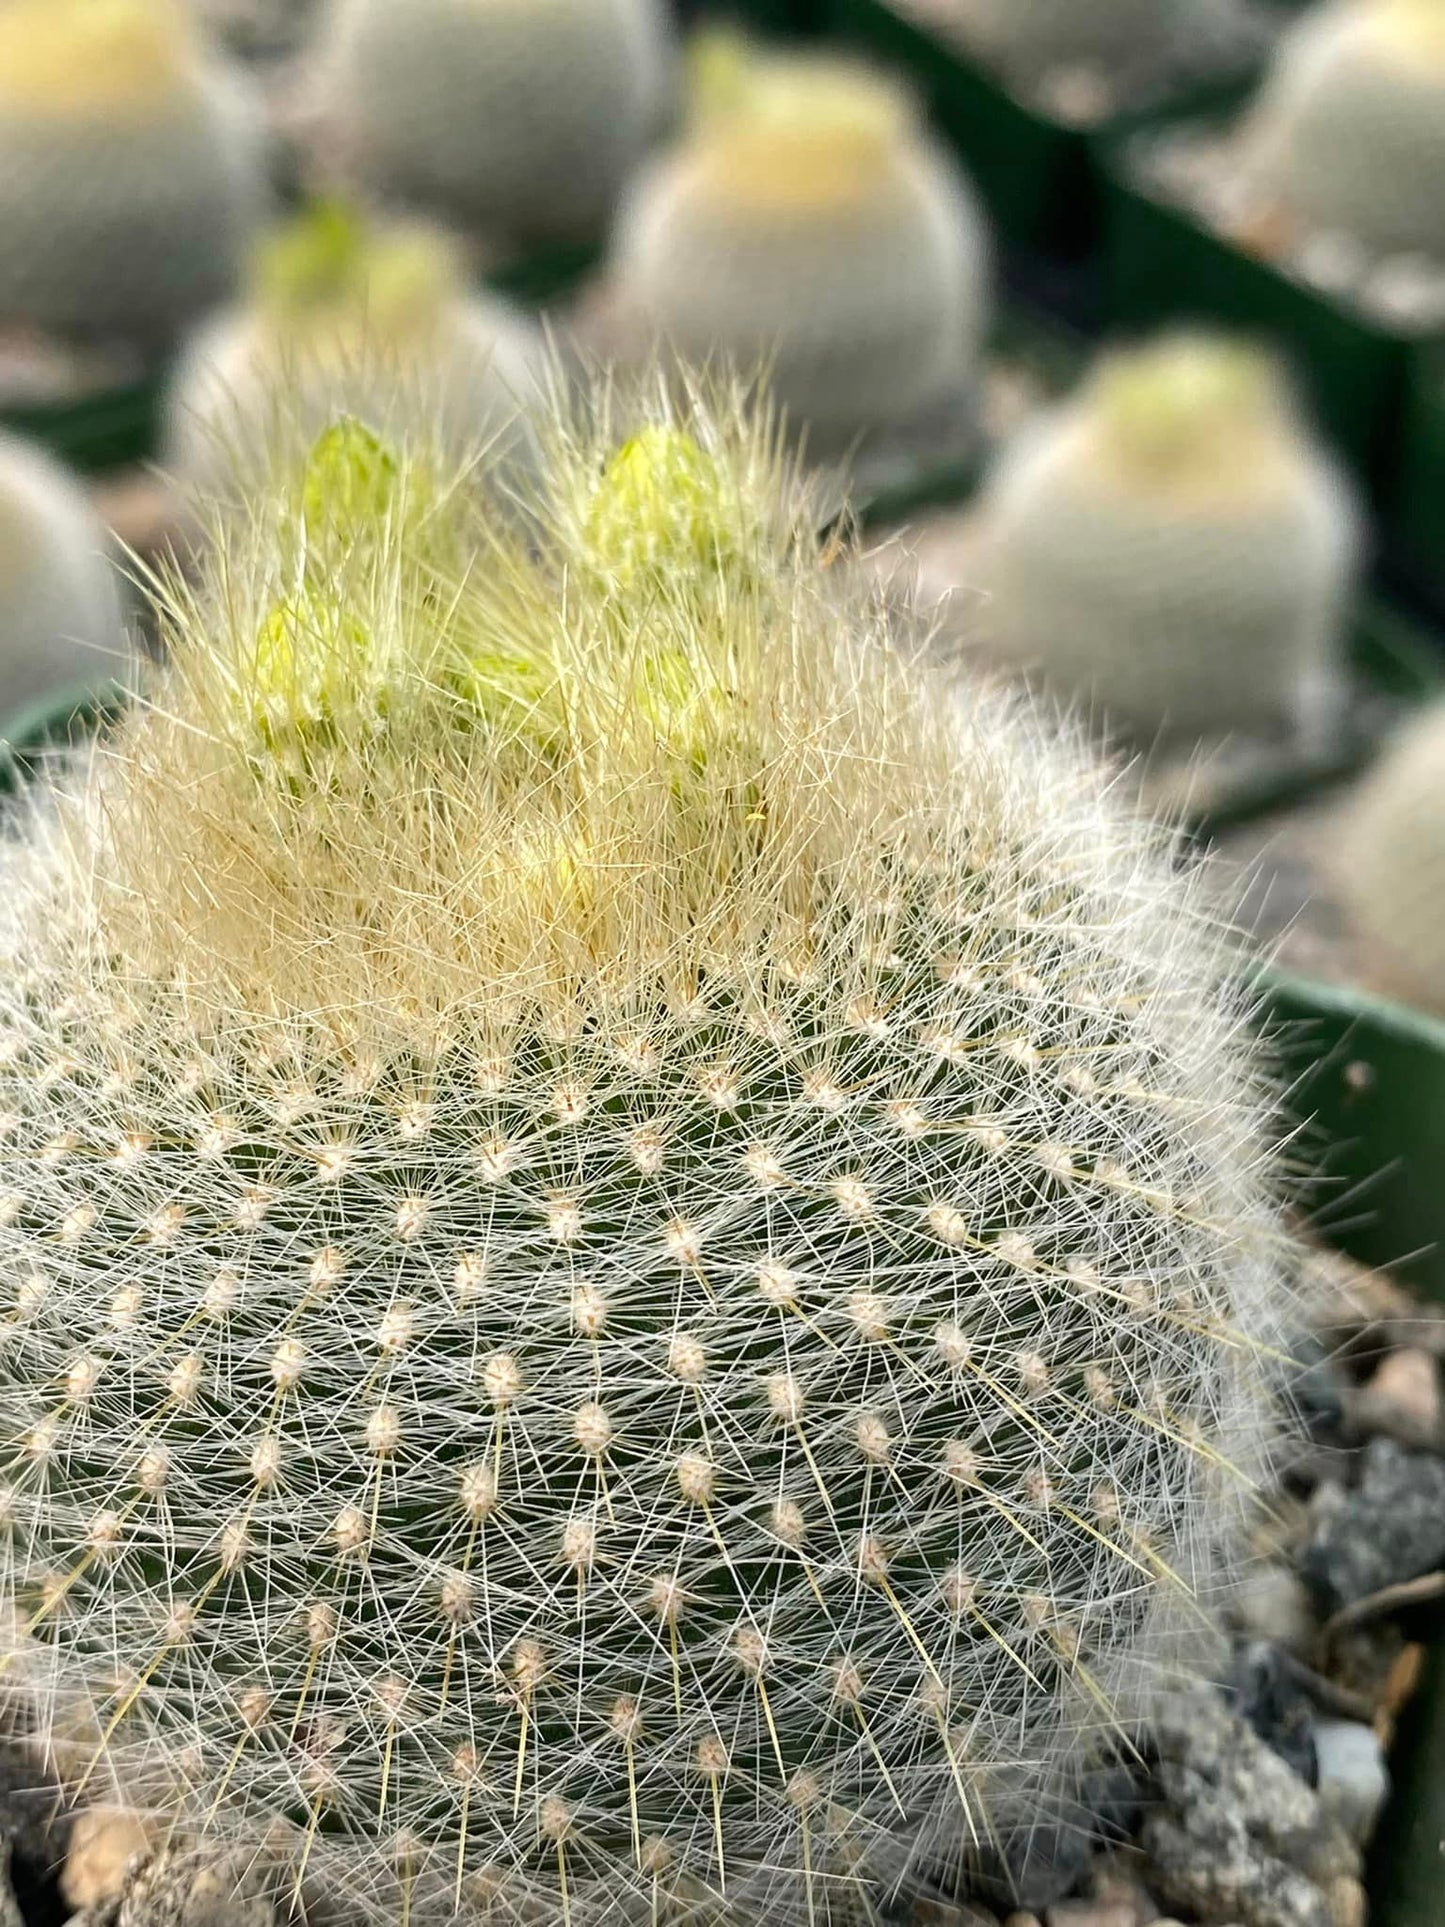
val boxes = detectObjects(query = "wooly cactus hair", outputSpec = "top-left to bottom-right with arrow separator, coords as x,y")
1334,700 -> 1445,1013
0,430 -> 131,728
318,0 -> 675,249
1234,0 -> 1445,260
161,200 -> 545,502
0,370 -> 1297,1926
966,331 -> 1362,746
0,0 -> 270,348
950,0 -> 1181,79
610,38 -> 990,457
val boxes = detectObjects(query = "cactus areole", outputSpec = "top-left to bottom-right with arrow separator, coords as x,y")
0,390 -> 1294,1924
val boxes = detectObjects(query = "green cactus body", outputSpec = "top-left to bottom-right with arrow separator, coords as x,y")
0,0 -> 269,349
0,430 -> 129,723
162,205 -> 544,499
321,0 -> 674,248
969,336 -> 1361,745
1336,701 -> 1445,1012
1235,0 -> 1445,259
952,0 -> 1182,79
612,50 -> 989,455
0,390 -> 1293,1925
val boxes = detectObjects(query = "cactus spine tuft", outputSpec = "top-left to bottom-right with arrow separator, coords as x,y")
0,374 -> 1295,1926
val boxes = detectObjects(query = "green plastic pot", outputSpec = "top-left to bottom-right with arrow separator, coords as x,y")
1393,344 -> 1445,620
0,679 -> 129,797
1102,131 -> 1439,504
1261,973 -> 1445,1927
0,372 -> 162,475
829,0 -> 1263,269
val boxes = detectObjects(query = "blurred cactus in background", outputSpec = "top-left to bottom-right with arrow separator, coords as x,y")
191,0 -> 320,64
162,201 -> 543,500
0,376 -> 1295,1926
950,0 -> 1181,78
1235,0 -> 1445,259
0,430 -> 130,724
966,333 -> 1362,745
1336,701 -> 1445,1013
318,0 -> 675,249
0,0 -> 269,349
612,38 -> 989,455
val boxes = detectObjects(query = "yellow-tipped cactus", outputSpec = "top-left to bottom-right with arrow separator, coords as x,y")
162,201 -> 543,498
968,333 -> 1362,744
1335,701 -> 1445,1012
0,0 -> 268,347
1235,0 -> 1445,258
0,431 -> 130,724
612,40 -> 990,453
0,376 -> 1299,1926
320,0 -> 675,248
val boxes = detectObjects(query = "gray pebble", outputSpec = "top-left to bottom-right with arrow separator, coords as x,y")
1302,1437 -> 1445,1608
1311,1722 -> 1390,1848
1141,1686 -> 1358,1927
113,1852 -> 276,1927
1229,1567 -> 1316,1656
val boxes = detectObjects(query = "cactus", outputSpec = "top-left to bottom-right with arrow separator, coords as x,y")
0,430 -> 130,726
1335,701 -> 1445,1012
319,0 -> 674,249
950,0 -> 1182,80
0,0 -> 269,349
0,377 -> 1295,1927
966,333 -> 1362,746
162,202 -> 544,500
1234,0 -> 1445,259
611,41 -> 990,456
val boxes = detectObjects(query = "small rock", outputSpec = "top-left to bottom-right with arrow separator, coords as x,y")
1226,1642 -> 1317,1785
1086,1852 -> 1161,1923
1002,1916 -> 1044,1927
1142,1686 -> 1358,1927
1347,1348 -> 1443,1450
62,1807 -> 155,1912
1325,1875 -> 1367,1927
1045,1904 -> 1135,1927
1312,1722 -> 1389,1847
1230,1567 -> 1316,1655
1302,1437 -> 1445,1608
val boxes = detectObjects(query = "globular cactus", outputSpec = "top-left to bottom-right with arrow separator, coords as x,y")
0,0 -> 269,350
319,0 -> 675,249
949,0 -> 1181,80
0,376 -> 1296,1927
1234,0 -> 1445,259
0,429 -> 130,726
162,201 -> 544,501
966,333 -> 1362,745
1334,701 -> 1445,1012
611,42 -> 990,456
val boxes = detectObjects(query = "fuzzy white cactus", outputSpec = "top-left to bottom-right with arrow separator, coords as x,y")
966,334 -> 1362,746
1335,700 -> 1445,1012
161,202 -> 544,500
612,41 -> 990,455
0,378 -> 1294,1927
1234,0 -> 1445,259
0,0 -> 269,349
951,0 -> 1182,79
320,0 -> 674,249
0,430 -> 129,728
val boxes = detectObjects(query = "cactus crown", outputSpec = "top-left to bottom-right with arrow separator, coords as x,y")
1,370 -> 1289,1927
684,34 -> 916,208
0,0 -> 195,115
1083,334 -> 1295,500
252,203 -> 463,343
